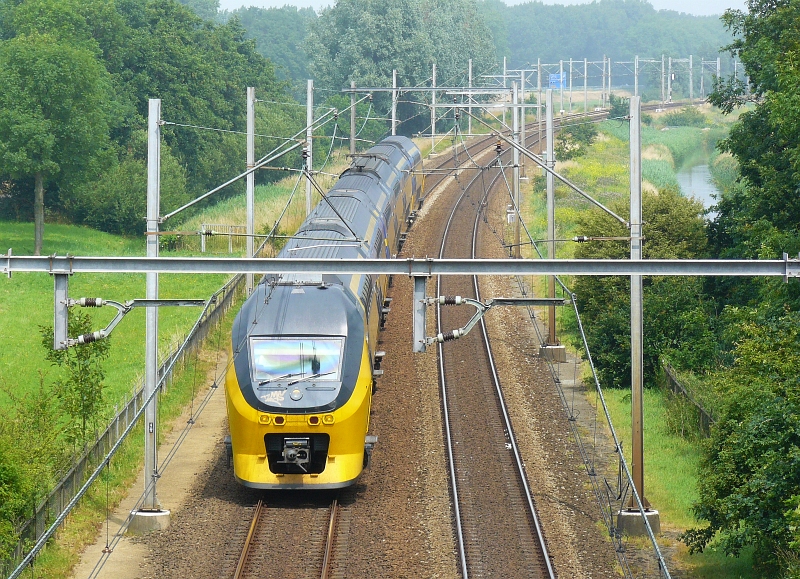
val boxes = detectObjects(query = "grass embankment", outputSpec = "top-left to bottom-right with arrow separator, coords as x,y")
516,106 -> 757,577
0,224 -> 227,407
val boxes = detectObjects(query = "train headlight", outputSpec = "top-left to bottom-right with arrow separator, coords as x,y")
322,414 -> 335,425
308,415 -> 320,426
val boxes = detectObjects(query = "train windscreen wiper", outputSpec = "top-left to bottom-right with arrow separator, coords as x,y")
258,372 -> 296,386
287,371 -> 335,386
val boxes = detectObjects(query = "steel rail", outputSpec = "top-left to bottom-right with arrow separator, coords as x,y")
435,137 -> 497,579
234,500 -> 264,579
471,189 -> 557,579
320,499 -> 339,579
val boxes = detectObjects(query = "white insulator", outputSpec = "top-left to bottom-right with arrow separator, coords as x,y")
77,330 -> 106,344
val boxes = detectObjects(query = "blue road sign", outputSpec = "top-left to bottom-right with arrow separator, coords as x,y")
549,73 -> 566,89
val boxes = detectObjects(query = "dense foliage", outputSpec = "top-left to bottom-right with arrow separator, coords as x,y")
306,0 -> 495,135
0,0 -> 298,244
479,0 -> 730,68
222,6 -> 317,84
680,0 -> 800,572
572,187 -> 709,389
554,119 -> 598,161
0,312 -> 110,559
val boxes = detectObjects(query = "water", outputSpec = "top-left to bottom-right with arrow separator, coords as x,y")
676,163 -> 720,210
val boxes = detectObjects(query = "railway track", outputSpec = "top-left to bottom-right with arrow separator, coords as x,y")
232,496 -> 346,579
425,123 -> 557,578
224,100 -> 681,579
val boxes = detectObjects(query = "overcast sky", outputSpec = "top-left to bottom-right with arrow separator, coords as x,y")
218,0 -> 748,17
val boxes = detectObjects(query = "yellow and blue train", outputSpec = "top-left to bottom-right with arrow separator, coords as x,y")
225,136 -> 423,489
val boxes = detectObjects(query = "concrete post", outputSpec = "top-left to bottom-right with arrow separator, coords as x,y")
468,59 -> 473,135
559,59 -> 564,114
246,87 -> 255,292
668,57 -> 672,103
700,58 -> 705,98
144,99 -> 161,512
608,56 -> 612,101
520,71 -> 526,177
584,58 -> 588,115
537,58 -> 542,143
568,58 -> 573,113
306,79 -> 313,216
634,55 -> 639,97
661,54 -> 665,106
503,56 -> 507,128
513,82 -> 521,259
602,55 -> 607,107
431,63 -> 437,150
629,95 -> 645,507
546,89 -> 556,345
616,92 -> 659,537
392,69 -> 398,136
689,55 -> 694,105
350,81 -> 356,155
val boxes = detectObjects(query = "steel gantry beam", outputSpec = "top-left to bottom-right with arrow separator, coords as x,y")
5,254 -> 800,278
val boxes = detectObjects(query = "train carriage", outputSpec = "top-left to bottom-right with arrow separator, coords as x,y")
225,136 -> 422,489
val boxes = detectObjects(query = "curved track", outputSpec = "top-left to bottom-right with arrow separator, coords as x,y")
430,124 -> 557,578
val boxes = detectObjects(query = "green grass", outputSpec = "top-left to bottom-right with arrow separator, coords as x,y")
602,388 -> 758,578
603,388 -> 701,529
0,222 -> 228,411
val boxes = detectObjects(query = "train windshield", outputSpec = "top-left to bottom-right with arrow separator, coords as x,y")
249,337 -> 343,383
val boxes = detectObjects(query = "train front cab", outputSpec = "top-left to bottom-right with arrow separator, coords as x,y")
226,326 -> 375,489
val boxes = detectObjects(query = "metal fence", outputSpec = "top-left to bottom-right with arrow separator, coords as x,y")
200,224 -> 247,253
662,362 -> 715,437
2,273 -> 244,577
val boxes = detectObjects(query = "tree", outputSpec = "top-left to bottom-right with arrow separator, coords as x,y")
177,0 -> 219,21
0,33 -> 111,254
555,119 -> 598,160
41,311 -> 111,448
226,6 -> 317,82
681,309 -> 800,570
307,0 -> 496,136
572,187 -> 709,388
706,0 -> 800,309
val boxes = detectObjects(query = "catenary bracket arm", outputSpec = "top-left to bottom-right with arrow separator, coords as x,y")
424,295 -> 569,344
61,298 -> 205,348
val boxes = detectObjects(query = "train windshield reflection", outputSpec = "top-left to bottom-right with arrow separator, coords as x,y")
250,337 -> 343,383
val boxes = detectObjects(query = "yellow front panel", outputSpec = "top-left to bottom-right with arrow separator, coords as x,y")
225,341 -> 373,488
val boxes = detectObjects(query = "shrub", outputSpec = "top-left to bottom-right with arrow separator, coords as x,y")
663,106 -> 707,127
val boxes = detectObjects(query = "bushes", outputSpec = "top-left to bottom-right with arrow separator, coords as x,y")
681,309 -> 800,571
663,106 -> 708,128
67,139 -> 190,236
571,187 -> 709,388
